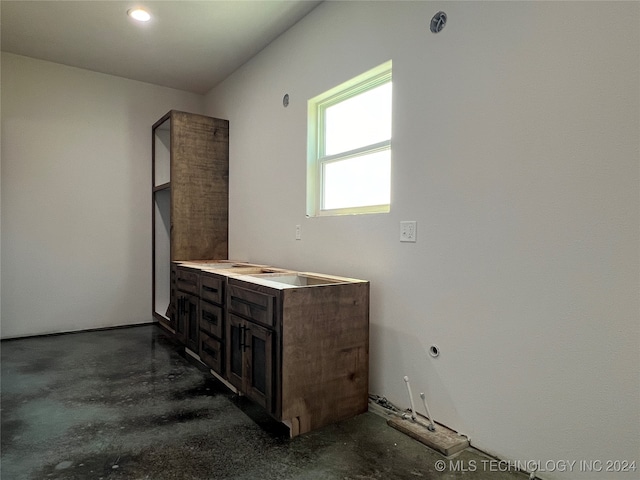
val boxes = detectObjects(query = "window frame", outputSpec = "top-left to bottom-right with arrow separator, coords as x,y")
307,61 -> 392,217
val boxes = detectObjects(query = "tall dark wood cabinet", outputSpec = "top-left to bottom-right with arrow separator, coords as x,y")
152,111 -> 229,332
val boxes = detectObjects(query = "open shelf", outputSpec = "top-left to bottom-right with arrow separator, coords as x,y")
153,182 -> 171,192
154,188 -> 171,319
154,118 -> 170,187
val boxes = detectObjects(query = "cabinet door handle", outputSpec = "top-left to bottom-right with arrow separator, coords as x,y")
241,325 -> 250,351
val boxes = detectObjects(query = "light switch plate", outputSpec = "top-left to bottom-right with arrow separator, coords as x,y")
400,221 -> 417,242
295,224 -> 302,240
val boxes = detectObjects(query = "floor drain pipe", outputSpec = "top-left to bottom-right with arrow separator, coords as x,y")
403,376 -> 418,421
419,392 -> 436,431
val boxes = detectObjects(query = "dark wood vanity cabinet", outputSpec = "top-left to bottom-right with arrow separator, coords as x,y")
226,275 -> 369,437
170,263 -> 370,438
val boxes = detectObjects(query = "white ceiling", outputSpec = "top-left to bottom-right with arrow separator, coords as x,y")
0,0 -> 322,94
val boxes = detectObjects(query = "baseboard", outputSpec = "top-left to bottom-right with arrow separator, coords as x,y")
0,321 -> 156,342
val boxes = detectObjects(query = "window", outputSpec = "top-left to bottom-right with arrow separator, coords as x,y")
307,61 -> 392,216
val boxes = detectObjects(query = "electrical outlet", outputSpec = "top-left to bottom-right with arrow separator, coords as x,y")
295,224 -> 302,240
400,221 -> 417,242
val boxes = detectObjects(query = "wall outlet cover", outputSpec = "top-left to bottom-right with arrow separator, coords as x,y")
400,221 -> 417,242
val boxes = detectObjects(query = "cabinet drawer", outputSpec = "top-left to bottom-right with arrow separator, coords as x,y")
200,301 -> 223,339
227,285 -> 275,327
200,274 -> 223,305
176,268 -> 198,294
200,331 -> 223,375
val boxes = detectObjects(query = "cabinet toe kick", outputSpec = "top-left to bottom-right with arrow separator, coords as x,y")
288,415 -> 312,438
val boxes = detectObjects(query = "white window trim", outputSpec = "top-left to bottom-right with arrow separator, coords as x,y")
307,61 -> 392,217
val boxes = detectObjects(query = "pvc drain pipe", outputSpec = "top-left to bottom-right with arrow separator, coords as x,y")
403,376 -> 418,422
419,392 -> 436,431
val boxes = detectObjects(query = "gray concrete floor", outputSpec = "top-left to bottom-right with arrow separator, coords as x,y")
1,324 -> 528,480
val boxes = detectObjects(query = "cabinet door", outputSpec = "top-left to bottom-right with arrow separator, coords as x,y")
244,322 -> 274,413
185,293 -> 199,353
176,292 -> 198,349
167,265 -> 177,328
226,314 -> 245,391
175,294 -> 187,346
226,314 -> 275,411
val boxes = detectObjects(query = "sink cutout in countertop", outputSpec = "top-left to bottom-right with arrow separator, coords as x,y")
245,273 -> 346,287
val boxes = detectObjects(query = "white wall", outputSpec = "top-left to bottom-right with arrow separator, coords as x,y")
204,2 -> 639,479
1,52 -> 204,338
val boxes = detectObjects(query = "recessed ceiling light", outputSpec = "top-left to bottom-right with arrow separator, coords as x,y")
128,8 -> 151,22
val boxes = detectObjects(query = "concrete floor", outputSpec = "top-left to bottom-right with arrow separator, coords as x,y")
1,324 -> 528,480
